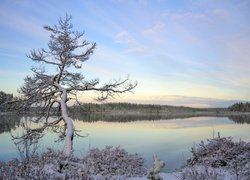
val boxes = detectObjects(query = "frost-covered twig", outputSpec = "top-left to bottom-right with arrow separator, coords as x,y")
179,165 -> 223,180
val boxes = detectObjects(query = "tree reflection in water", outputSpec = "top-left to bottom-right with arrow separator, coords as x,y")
0,114 -> 21,133
228,115 -> 250,124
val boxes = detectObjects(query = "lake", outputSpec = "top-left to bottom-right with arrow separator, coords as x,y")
0,114 -> 249,172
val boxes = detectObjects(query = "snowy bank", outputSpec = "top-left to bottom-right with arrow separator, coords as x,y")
0,137 -> 249,179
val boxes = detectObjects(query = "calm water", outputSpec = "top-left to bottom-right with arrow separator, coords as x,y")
0,115 -> 249,172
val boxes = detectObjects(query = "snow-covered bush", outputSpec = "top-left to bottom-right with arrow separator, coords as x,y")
186,136 -> 250,179
0,147 -> 146,179
82,146 -> 146,178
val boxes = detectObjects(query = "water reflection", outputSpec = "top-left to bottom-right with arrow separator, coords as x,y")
228,115 -> 250,124
0,114 -> 249,172
0,114 -> 21,133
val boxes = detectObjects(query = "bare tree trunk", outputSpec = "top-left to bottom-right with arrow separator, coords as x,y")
60,88 -> 74,157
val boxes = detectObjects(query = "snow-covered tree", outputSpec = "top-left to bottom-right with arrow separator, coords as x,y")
17,15 -> 137,157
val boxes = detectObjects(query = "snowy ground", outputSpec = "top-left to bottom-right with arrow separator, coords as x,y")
0,137 -> 249,179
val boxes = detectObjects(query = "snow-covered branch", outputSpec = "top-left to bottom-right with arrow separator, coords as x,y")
67,77 -> 137,101
147,155 -> 165,180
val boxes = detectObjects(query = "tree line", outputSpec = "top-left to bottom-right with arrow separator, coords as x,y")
228,102 -> 250,112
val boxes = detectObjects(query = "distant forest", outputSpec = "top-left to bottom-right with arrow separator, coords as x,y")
1,90 -> 250,113
69,102 -> 224,114
228,102 -> 250,112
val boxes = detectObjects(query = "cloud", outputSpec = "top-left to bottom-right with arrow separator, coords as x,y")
209,9 -> 229,19
114,31 -> 135,44
0,7 -> 47,39
169,12 -> 208,22
162,8 -> 229,27
114,31 -> 146,54
142,22 -> 165,36
126,46 -> 146,53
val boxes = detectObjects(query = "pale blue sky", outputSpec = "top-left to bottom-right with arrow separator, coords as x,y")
0,0 -> 250,107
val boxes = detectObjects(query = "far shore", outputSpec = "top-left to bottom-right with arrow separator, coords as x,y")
1,102 -> 250,126
2,110 -> 250,116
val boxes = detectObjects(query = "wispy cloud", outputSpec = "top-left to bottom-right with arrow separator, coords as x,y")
167,9 -> 228,23
126,46 -> 146,53
114,31 -> 146,54
209,9 -> 229,19
115,31 -> 135,44
142,22 -> 165,36
0,7 -> 47,39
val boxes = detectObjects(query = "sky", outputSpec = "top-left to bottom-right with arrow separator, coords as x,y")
0,0 -> 250,108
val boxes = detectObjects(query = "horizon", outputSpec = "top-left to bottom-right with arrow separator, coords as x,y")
1,0 -> 250,108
